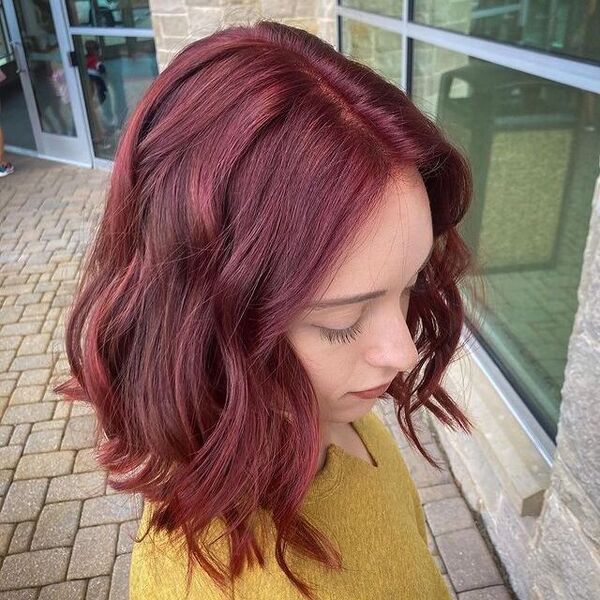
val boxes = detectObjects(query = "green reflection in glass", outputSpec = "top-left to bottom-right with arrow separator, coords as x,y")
413,1 -> 600,65
341,0 -> 404,19
340,18 -> 403,89
411,41 -> 600,441
66,1 -> 152,29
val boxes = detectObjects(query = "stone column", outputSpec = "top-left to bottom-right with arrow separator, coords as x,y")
148,0 -> 336,72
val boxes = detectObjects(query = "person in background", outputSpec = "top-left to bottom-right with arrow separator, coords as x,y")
0,66 -> 15,177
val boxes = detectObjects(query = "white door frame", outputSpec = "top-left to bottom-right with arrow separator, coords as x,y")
3,0 -> 93,166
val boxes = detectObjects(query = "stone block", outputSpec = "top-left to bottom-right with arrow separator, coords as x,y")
2,402 -> 54,425
0,377 -> 16,403
24,429 -> 63,454
0,426 -> 11,446
419,483 -> 462,504
0,547 -> 70,589
17,334 -> 51,356
0,470 -> 11,496
31,419 -> 66,432
108,553 -> 131,600
9,353 -> 53,371
0,589 -> 39,599
67,524 -> 118,579
14,450 -> 75,480
61,415 -> 98,450
117,520 -> 138,555
17,368 -> 51,386
0,307 -> 23,326
156,14 -> 190,38
0,478 -> 48,523
0,352 -> 14,373
400,442 -> 453,488
31,500 -> 81,550
9,385 -> 45,406
70,402 -> 95,417
458,586 -> 512,599
0,446 -> 21,470
8,423 -> 31,445
1,321 -> 41,337
46,471 -> 106,503
80,493 -> 142,527
85,576 -> 110,600
53,401 -> 71,420
436,528 -> 504,593
7,521 -> 35,554
38,580 -> 87,600
0,522 -> 15,555
424,497 -> 475,536
73,448 -> 100,473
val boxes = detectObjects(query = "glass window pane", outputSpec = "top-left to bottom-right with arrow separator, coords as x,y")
340,18 -> 403,89
413,1 -> 600,65
14,0 -> 76,136
411,41 -> 600,441
340,0 -> 404,19
72,35 -> 158,159
66,1 -> 152,29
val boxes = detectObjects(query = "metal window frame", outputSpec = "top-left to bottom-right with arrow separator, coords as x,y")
68,26 -> 154,38
336,4 -> 600,94
334,1 -> 577,465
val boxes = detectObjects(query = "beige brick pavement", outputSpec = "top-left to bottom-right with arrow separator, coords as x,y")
0,153 -> 517,599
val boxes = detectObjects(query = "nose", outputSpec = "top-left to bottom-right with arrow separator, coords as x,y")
364,314 -> 420,374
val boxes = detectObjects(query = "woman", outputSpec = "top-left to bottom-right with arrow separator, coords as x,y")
55,19 -> 482,600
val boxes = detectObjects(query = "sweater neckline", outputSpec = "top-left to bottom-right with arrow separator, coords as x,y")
305,411 -> 380,502
330,413 -> 379,470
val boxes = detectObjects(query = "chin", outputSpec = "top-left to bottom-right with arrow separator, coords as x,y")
338,395 -> 379,421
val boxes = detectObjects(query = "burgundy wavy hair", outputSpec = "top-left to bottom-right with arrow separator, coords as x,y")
54,18 -> 483,600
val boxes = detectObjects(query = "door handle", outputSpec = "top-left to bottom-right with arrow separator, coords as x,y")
9,40 -> 27,74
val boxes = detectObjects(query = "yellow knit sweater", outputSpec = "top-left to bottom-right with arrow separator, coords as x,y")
129,409 -> 452,599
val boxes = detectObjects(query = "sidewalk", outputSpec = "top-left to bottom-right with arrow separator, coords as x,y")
0,153 -> 517,599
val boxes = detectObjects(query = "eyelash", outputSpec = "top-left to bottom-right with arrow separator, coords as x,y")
318,279 -> 426,345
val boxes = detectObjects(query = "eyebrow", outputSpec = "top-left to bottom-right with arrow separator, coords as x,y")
310,244 -> 434,310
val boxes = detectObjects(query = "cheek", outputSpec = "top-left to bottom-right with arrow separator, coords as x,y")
286,328 -> 358,399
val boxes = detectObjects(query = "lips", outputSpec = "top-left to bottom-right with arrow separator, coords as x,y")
351,382 -> 392,399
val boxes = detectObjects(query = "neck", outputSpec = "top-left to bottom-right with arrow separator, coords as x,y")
316,420 -> 350,472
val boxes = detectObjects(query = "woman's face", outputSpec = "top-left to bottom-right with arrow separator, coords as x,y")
286,165 -> 434,426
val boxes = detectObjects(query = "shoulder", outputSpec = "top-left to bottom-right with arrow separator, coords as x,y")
129,501 -> 231,600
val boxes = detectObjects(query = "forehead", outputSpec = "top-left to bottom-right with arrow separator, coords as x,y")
315,166 -> 433,303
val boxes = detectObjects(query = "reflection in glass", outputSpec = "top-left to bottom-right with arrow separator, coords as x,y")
0,4 -> 35,149
73,35 -> 157,159
66,1 -> 152,29
14,0 -> 76,136
413,1 -> 600,65
411,42 -> 600,440
340,0 -> 404,19
340,18 -> 403,88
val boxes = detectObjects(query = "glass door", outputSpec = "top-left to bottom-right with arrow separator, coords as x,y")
3,0 -> 92,165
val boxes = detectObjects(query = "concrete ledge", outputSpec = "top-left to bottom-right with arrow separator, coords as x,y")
426,349 -> 557,600
437,351 -> 552,518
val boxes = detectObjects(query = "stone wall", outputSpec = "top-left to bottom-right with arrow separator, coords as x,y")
148,0 -> 336,72
432,161 -> 600,599
527,159 -> 600,598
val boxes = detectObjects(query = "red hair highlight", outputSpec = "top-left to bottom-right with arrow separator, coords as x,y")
54,19 -> 484,599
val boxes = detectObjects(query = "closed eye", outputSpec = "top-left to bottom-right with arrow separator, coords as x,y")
318,279 -> 425,345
